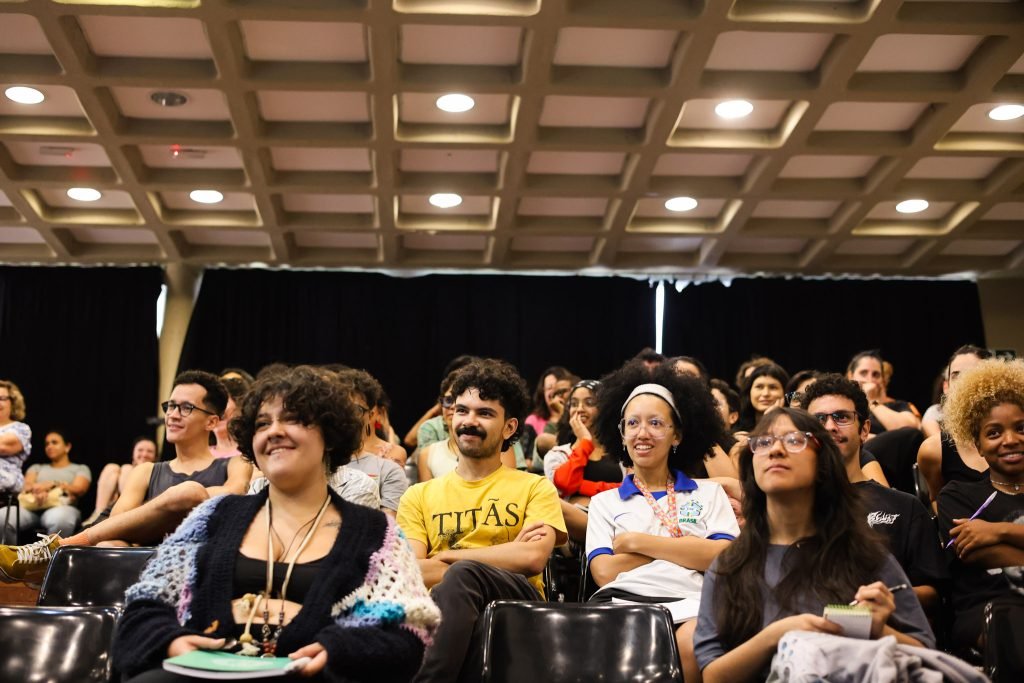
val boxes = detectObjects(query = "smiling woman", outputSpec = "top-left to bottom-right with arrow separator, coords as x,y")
112,365 -> 439,683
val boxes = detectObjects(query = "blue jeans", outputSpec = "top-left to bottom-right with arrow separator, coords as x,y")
0,505 -> 81,539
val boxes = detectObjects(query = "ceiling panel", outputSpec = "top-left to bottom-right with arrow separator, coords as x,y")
0,0 -> 1021,275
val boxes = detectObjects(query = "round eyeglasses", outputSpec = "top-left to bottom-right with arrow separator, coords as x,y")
749,430 -> 820,455
619,416 -> 672,438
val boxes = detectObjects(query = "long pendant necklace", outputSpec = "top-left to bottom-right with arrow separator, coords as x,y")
633,475 -> 683,538
238,495 -> 331,657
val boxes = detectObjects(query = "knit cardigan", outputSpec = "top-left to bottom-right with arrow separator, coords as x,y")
112,488 -> 440,682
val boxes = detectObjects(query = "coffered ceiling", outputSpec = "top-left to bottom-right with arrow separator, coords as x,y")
0,0 -> 1022,276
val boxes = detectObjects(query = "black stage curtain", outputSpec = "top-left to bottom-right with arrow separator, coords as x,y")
177,269 -> 657,433
0,266 -> 162,513
662,277 -> 986,412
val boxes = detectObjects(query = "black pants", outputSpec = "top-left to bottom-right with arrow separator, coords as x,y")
414,560 -> 540,683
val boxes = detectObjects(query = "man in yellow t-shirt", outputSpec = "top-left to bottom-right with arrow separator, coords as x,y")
398,359 -> 567,682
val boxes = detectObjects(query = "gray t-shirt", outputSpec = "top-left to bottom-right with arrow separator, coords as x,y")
346,452 -> 409,512
693,545 -> 935,672
27,462 -> 92,485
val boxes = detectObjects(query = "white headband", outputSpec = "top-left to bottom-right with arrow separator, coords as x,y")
621,383 -> 682,424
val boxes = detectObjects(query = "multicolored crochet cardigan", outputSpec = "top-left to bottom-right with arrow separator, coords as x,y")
112,488 -> 440,682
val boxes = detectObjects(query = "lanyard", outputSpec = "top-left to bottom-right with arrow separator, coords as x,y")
632,475 -> 684,538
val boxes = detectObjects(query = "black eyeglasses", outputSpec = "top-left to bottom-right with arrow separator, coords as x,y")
161,400 -> 216,417
750,431 -> 820,455
811,410 -> 858,427
440,395 -> 455,409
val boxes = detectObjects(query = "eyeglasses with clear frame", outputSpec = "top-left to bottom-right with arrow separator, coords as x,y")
749,431 -> 820,455
619,416 -> 673,438
811,410 -> 858,428
161,400 -> 216,417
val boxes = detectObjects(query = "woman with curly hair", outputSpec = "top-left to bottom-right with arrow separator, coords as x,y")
693,407 -> 933,682
733,364 -> 790,434
112,365 -> 439,682
938,358 -> 1024,656
584,361 -> 740,682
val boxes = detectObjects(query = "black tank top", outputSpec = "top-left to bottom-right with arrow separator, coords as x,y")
233,554 -> 324,605
939,431 -> 988,485
144,458 -> 231,502
583,454 -> 623,484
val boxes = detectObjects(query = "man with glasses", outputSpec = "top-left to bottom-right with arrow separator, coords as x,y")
803,374 -> 947,613
0,370 -> 252,584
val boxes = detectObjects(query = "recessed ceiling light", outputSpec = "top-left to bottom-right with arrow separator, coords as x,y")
151,91 -> 188,107
895,199 -> 929,214
665,196 -> 698,212
714,99 -> 753,119
436,94 -> 475,113
66,188 -> 102,202
5,86 -> 44,105
190,189 -> 224,204
988,104 -> 1024,121
429,193 -> 463,208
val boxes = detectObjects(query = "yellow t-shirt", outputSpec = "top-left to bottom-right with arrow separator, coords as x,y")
397,465 -> 567,596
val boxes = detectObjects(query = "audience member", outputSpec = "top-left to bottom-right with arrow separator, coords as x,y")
211,373 -> 250,459
0,370 -> 252,584
633,347 -> 666,371
918,345 -> 993,508
1,429 -> 91,539
532,370 -> 580,463
667,356 -> 710,385
417,375 -> 459,484
585,361 -> 739,682
938,358 -> 1024,657
544,380 -> 624,505
341,369 -> 408,467
0,379 -> 31,495
396,359 -> 566,682
84,436 -> 158,528
403,355 -> 478,450
339,371 -> 409,517
734,364 -> 790,434
803,375 -> 946,612
733,356 -> 775,393
694,407 -> 934,682
709,380 -> 739,433
847,350 -> 920,433
524,365 -> 574,440
784,370 -> 819,409
112,365 -> 439,681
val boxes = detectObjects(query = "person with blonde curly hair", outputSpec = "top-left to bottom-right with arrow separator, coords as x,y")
0,379 -> 31,495
938,358 -> 1024,656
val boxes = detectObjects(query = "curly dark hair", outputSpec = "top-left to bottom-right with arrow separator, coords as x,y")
800,373 -> 870,427
448,359 -> 531,450
593,360 -> 725,474
713,407 -> 887,650
229,365 -> 363,471
337,368 -> 385,408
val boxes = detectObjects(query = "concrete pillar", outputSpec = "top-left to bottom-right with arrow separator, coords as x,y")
156,264 -> 203,452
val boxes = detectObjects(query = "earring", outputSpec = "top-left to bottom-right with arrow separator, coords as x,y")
672,444 -> 678,455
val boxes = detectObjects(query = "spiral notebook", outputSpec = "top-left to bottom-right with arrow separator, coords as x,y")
822,604 -> 872,639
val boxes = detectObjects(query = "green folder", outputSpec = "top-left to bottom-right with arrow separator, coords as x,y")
163,650 -> 309,679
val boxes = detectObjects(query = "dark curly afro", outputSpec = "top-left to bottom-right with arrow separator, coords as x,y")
448,358 -> 531,449
229,365 -> 363,472
594,359 -> 725,473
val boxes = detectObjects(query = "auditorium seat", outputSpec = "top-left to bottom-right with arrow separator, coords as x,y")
0,605 -> 118,682
37,545 -> 155,609
479,600 -> 683,682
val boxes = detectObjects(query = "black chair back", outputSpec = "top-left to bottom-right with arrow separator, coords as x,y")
479,600 -> 683,682
37,545 -> 156,608
0,605 -> 118,682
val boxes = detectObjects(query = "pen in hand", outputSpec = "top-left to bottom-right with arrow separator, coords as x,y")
848,583 -> 909,606
944,490 -> 998,549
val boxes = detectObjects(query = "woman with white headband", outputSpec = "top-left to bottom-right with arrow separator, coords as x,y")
585,360 -> 740,682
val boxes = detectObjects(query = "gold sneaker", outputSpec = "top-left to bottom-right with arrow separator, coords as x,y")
0,533 -> 61,584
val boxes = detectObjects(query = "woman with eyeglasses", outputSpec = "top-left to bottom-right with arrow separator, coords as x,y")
693,407 -> 934,683
112,365 -> 439,682
585,361 -> 740,683
417,385 -> 458,483
544,380 -> 624,506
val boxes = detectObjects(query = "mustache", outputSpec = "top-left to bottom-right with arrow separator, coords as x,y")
456,426 -> 487,439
